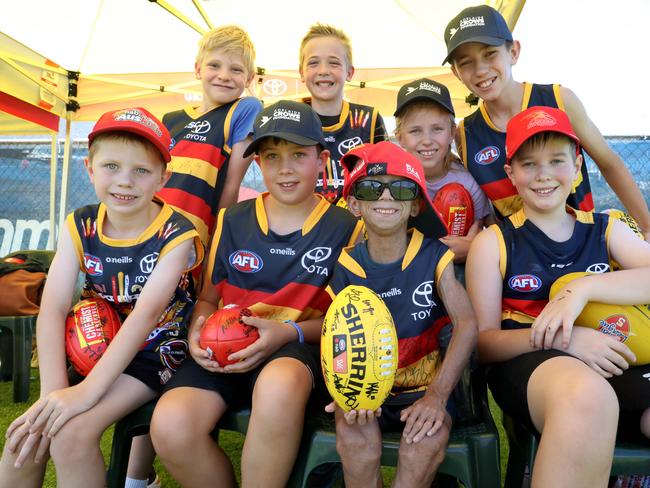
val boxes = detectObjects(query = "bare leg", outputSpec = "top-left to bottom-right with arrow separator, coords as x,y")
640,407 -> 650,439
151,386 -> 235,488
0,437 -> 47,488
392,412 -> 451,488
48,375 -> 156,488
241,358 -> 313,488
334,407 -> 383,488
527,356 -> 618,488
126,434 -> 156,481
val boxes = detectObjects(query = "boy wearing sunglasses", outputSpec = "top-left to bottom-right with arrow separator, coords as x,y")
325,141 -> 477,487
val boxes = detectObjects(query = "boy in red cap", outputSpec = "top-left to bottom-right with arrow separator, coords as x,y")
467,106 -> 650,487
443,5 -> 650,242
326,141 -> 477,487
0,107 -> 203,487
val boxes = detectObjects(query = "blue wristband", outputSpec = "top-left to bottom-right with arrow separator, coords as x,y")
284,320 -> 304,344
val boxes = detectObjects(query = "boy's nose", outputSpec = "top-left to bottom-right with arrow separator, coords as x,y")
378,186 -> 392,200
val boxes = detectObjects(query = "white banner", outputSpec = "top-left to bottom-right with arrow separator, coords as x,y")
0,219 -> 55,255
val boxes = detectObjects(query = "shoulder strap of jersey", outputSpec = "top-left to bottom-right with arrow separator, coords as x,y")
223,98 -> 243,154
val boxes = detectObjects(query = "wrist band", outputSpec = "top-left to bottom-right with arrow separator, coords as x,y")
284,320 -> 304,344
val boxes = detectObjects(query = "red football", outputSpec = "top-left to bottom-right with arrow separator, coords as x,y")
200,305 -> 258,366
65,297 -> 121,376
432,182 -> 475,236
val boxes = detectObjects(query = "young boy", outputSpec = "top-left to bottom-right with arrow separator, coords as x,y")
157,25 -> 263,248
150,100 -> 363,488
394,77 -> 493,261
325,141 -> 477,488
0,108 -> 202,487
467,106 -> 650,487
299,23 -> 388,203
443,5 -> 650,240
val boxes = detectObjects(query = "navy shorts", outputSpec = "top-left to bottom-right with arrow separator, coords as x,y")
488,350 -> 650,441
377,391 -> 457,433
164,342 -> 328,409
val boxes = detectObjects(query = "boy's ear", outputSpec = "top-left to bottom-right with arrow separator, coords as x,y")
159,168 -> 172,189
84,157 -> 94,183
194,61 -> 202,80
347,196 -> 363,218
410,198 -> 421,218
450,64 -> 460,81
504,163 -> 515,184
509,40 -> 522,66
573,153 -> 584,180
345,64 -> 355,82
245,71 -> 255,88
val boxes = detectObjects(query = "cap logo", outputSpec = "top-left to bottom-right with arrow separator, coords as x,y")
418,81 -> 441,95
349,160 -> 366,179
259,115 -> 271,127
405,87 -> 418,96
114,109 -> 163,137
405,163 -> 421,182
523,111 -> 557,130
272,107 -> 300,123
460,15 -> 485,30
448,27 -> 459,39
366,163 -> 387,176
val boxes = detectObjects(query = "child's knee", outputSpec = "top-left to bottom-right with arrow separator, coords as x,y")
640,408 -> 650,439
253,359 -> 312,411
49,419 -> 99,463
151,395 -> 196,449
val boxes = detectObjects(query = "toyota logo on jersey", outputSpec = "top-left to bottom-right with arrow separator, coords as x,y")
229,250 -> 263,273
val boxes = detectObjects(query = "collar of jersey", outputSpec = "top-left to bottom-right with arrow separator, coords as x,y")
96,196 -> 171,246
254,192 -> 330,236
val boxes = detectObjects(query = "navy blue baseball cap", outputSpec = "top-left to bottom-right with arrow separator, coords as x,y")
443,5 -> 513,64
394,78 -> 455,117
243,100 -> 326,157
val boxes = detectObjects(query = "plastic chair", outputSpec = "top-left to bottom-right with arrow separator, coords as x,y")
0,315 -> 37,402
297,368 -> 501,488
503,414 -> 650,487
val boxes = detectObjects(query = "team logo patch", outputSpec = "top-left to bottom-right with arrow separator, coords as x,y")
83,253 -> 104,276
366,163 -> 387,176
508,274 -> 542,292
158,338 -> 189,370
229,250 -> 263,273
474,146 -> 500,165
598,314 -> 630,343
332,334 -> 348,373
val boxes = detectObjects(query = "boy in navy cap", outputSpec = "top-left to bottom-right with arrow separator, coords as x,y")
150,100 -> 363,488
326,141 -> 477,488
443,5 -> 650,243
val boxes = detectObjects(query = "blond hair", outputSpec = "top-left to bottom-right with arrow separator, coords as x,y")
299,23 -> 353,68
395,99 -> 458,173
196,25 -> 256,75
88,132 -> 165,169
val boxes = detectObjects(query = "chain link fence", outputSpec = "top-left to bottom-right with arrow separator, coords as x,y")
1,136 -> 648,253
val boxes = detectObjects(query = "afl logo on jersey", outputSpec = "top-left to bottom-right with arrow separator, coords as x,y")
508,274 -> 542,292
229,250 -> 263,273
84,254 -> 103,276
474,146 -> 500,165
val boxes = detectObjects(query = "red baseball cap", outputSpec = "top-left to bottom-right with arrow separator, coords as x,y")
341,141 -> 447,238
88,107 -> 172,163
506,106 -> 580,164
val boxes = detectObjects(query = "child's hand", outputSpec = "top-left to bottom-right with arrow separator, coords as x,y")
5,415 -> 50,468
530,280 -> 589,350
439,220 -> 480,263
188,315 -> 225,373
567,327 -> 636,378
400,391 -> 447,444
222,316 -> 290,373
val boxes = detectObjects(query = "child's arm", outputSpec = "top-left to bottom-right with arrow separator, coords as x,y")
25,239 -> 194,438
531,219 -> 650,349
562,87 -> 650,240
439,219 -> 482,263
400,262 -> 477,444
186,274 -> 221,371
216,136 -> 256,210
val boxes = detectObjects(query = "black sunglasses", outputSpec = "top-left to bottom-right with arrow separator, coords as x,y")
352,179 -> 419,201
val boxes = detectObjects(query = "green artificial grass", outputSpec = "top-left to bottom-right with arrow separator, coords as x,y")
0,372 -> 509,487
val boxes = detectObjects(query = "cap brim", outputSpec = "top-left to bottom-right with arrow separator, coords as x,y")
394,95 -> 455,117
443,35 -> 507,64
243,132 -> 323,157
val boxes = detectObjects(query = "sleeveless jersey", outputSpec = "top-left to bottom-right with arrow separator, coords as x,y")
67,198 -> 203,373
207,194 -> 363,322
494,208 -> 613,329
327,229 -> 454,395
304,99 -> 386,203
157,97 -> 262,245
458,83 -> 594,219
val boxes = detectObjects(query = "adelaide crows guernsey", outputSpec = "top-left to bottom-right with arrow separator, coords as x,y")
157,97 -> 262,245
304,99 -> 386,203
327,229 -> 454,395
207,194 -> 363,322
495,208 -> 613,329
458,83 -> 594,218
67,198 -> 203,372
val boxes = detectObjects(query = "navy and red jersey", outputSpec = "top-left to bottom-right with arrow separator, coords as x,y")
67,198 -> 203,371
206,194 -> 363,322
327,229 -> 454,395
458,83 -> 594,219
494,208 -> 614,329
303,99 -> 387,203
157,97 -> 262,246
